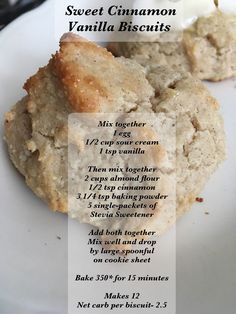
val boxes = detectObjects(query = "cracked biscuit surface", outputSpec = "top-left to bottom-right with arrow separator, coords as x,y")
109,11 -> 236,82
4,34 -> 226,238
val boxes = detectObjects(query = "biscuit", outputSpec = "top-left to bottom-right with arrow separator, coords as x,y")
4,34 -> 226,240
109,10 -> 236,81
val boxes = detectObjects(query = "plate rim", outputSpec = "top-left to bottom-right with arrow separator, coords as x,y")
0,0 -> 50,42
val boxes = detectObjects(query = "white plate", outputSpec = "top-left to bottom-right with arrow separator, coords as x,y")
0,1 -> 236,313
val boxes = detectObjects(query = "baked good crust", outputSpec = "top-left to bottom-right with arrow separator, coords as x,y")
109,10 -> 236,82
51,33 -> 153,113
4,34 -> 226,238
5,34 -> 154,213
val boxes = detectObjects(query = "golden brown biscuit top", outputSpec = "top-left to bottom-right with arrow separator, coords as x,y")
52,33 -> 153,113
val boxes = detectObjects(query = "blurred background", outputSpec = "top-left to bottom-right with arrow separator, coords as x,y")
0,0 -> 46,30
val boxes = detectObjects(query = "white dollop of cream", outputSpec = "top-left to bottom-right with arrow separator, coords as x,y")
133,0 -> 217,30
182,0 -> 216,28
132,0 -> 235,38
218,0 -> 236,13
